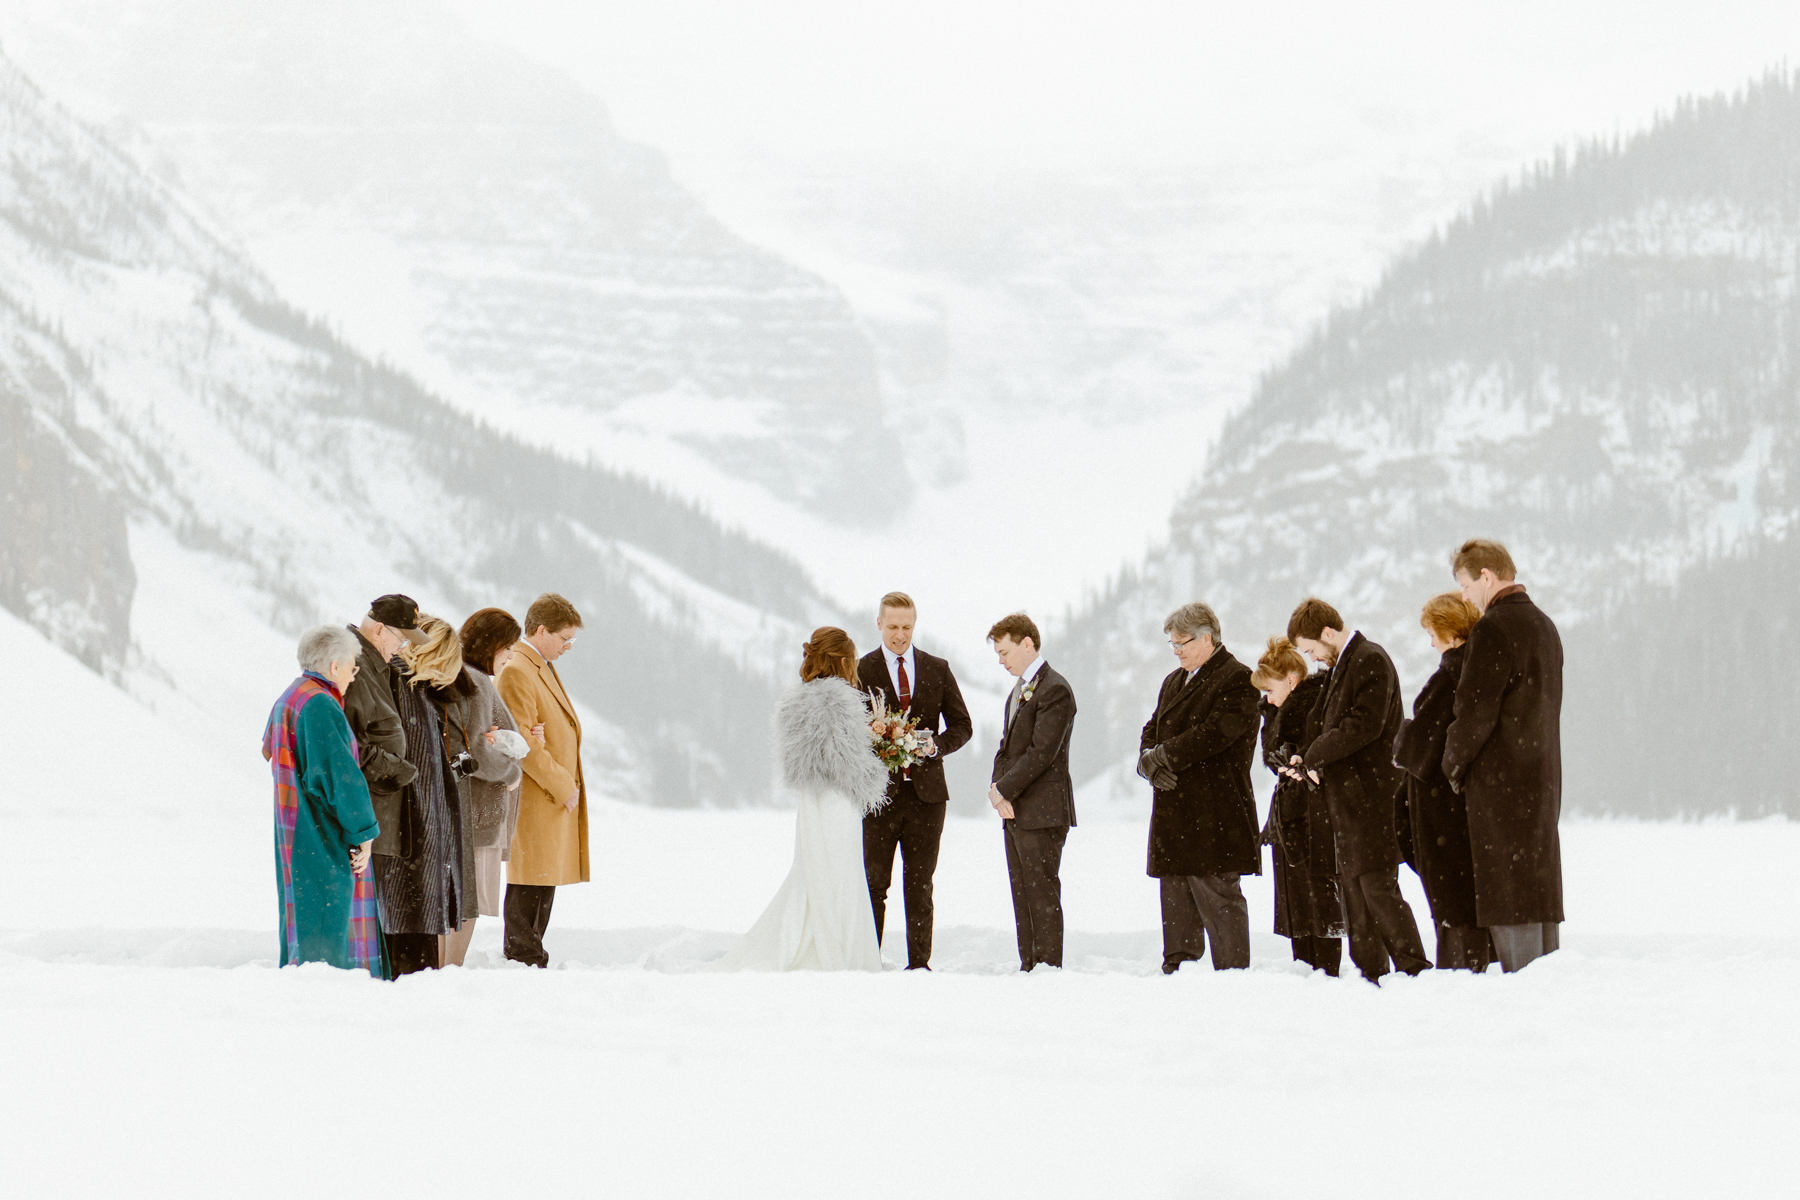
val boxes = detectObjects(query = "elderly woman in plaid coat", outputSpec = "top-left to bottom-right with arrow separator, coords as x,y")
263,625 -> 382,971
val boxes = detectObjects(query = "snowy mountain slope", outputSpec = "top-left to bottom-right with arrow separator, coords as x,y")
0,0 -> 894,513
0,0 -> 1494,650
0,299 -> 135,674
1057,72 -> 1800,817
0,45 -> 837,806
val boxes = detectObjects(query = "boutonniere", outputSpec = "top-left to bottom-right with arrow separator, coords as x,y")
1020,679 -> 1038,704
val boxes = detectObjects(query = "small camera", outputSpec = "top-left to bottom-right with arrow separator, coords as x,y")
448,751 -> 478,778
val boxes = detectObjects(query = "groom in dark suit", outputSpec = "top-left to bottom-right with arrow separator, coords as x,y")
858,591 -> 973,970
986,612 -> 1077,971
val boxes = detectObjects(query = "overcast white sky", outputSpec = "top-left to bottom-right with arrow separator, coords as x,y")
466,1 -> 1800,177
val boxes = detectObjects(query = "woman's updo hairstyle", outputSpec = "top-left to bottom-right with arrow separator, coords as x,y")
800,626 -> 859,685
1250,636 -> 1309,689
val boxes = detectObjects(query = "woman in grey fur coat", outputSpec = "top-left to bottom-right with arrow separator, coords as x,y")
721,627 -> 889,972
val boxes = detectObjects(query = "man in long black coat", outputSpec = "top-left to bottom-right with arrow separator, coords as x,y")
857,592 -> 973,970
1290,597 -> 1430,983
344,594 -> 424,859
1443,539 -> 1565,972
1136,602 -> 1261,972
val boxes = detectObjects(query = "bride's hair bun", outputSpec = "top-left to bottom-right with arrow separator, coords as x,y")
799,627 -> 857,685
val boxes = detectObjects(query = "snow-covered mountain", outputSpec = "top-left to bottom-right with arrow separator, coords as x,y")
0,44 -> 835,807
1058,72 -> 1800,818
0,0 -> 1520,648
0,0 -> 894,512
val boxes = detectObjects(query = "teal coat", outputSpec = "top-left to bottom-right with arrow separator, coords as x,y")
265,674 -> 382,968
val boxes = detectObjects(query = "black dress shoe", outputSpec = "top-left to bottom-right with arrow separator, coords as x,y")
1162,955 -> 1197,975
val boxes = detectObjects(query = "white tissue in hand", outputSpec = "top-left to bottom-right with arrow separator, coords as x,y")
493,729 -> 530,759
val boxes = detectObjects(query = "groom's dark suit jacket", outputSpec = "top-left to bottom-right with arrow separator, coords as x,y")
992,663 -> 1078,831
857,648 -> 973,806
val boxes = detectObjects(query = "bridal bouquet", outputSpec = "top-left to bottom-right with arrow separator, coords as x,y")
867,692 -> 929,774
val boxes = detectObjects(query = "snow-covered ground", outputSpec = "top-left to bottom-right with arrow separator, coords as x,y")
3,608 -> 1795,1197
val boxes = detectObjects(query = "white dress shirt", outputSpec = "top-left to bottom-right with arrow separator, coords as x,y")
883,646 -> 917,699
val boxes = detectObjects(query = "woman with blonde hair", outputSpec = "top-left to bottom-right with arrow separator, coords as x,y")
722,627 -> 889,971
373,615 -> 468,975
1251,636 -> 1342,975
1393,593 -> 1492,971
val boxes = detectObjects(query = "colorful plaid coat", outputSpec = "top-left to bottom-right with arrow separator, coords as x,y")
263,672 -> 384,973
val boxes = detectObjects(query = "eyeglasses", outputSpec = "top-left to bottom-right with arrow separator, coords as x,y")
1168,637 -> 1194,649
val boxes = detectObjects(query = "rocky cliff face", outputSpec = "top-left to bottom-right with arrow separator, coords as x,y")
0,312 -> 135,676
1059,73 -> 1800,816
0,46 -> 830,806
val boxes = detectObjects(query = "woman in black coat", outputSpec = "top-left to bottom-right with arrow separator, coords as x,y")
373,616 -> 468,976
1392,594 -> 1492,971
1252,638 -> 1342,976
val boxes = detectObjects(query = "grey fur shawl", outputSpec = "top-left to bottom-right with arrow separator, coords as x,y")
775,678 -> 889,815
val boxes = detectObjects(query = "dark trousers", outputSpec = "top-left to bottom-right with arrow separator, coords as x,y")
1435,921 -> 1495,972
1003,823 -> 1068,970
1159,874 -> 1250,970
1340,867 -> 1430,982
386,932 -> 440,977
862,783 -> 947,968
1489,921 -> 1560,973
1291,934 -> 1341,977
503,883 -> 556,968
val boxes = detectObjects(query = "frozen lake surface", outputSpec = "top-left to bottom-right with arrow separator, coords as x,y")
4,779 -> 1795,1198
2,608 -> 1794,1197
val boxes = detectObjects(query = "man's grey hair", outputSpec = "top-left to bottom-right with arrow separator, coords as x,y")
297,624 -> 360,676
1163,602 -> 1221,643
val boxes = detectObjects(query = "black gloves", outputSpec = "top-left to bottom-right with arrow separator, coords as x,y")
1136,746 -> 1179,791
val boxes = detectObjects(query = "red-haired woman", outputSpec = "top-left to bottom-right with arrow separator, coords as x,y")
1393,594 -> 1493,971
1251,637 -> 1342,975
722,627 -> 890,971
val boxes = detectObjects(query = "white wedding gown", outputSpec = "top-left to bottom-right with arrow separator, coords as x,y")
720,782 -> 882,972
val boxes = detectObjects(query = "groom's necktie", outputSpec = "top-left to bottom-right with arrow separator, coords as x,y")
897,656 -> 912,710
1006,677 -> 1023,726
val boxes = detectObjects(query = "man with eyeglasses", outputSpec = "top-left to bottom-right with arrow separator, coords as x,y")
1136,601 -> 1261,973
496,592 -> 589,967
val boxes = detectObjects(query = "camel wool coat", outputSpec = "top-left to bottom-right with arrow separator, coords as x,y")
496,641 -> 590,886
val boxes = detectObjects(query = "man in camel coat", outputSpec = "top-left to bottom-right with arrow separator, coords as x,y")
496,592 -> 589,967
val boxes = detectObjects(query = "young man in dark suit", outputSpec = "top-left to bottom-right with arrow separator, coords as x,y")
857,591 -> 973,970
986,613 -> 1077,971
1443,539 -> 1565,973
1289,597 -> 1430,983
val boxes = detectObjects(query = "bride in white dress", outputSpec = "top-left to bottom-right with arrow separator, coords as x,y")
721,627 -> 890,971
